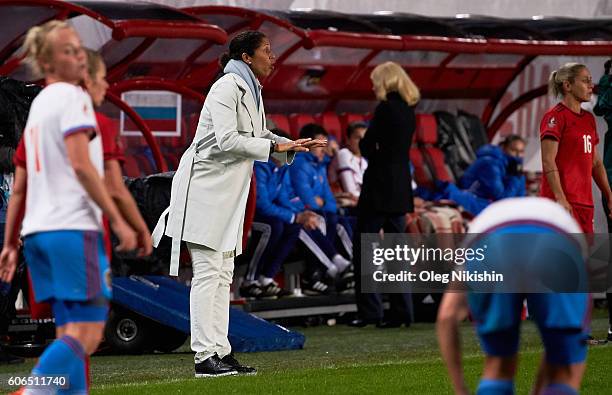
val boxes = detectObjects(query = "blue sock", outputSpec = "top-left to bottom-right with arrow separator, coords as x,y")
541,383 -> 579,395
33,335 -> 86,393
477,379 -> 514,395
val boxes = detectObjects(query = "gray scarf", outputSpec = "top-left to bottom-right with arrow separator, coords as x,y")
224,59 -> 261,110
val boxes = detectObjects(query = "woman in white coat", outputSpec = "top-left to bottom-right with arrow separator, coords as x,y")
152,31 -> 324,377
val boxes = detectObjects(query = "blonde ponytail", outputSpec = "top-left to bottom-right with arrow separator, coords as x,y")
21,20 -> 70,78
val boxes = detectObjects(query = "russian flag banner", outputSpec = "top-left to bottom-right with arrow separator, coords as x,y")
121,90 -> 182,137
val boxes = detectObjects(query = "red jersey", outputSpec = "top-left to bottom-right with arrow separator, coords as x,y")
539,103 -> 598,207
96,112 -> 125,164
14,112 -> 125,167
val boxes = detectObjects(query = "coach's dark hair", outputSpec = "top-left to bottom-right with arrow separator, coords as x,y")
219,31 -> 267,68
346,121 -> 367,139
299,123 -> 328,140
500,134 -> 525,148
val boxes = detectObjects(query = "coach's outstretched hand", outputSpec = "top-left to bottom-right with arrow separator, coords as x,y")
274,138 -> 328,153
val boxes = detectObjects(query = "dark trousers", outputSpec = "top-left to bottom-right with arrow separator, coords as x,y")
602,197 -> 612,327
245,214 -> 301,281
353,211 -> 413,323
316,211 -> 355,258
0,222 -> 25,336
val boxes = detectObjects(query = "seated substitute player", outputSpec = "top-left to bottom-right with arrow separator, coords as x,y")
437,197 -> 589,395
329,121 -> 368,211
290,123 -> 354,264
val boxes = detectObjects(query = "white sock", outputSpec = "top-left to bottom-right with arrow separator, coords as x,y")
332,254 -> 351,273
326,265 -> 338,278
258,276 -> 274,286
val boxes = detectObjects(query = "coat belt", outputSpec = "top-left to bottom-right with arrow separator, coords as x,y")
152,138 -> 203,276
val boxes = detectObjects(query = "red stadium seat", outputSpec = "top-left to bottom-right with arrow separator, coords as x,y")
266,113 -> 291,134
410,147 -> 435,188
315,112 -> 343,143
288,113 -> 316,139
415,113 -> 438,144
415,114 -> 455,183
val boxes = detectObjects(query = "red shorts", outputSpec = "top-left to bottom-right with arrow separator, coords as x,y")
571,204 -> 594,234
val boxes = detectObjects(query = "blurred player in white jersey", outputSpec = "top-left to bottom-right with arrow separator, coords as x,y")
0,20 -> 136,394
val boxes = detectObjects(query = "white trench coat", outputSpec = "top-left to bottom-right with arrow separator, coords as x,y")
152,73 -> 293,275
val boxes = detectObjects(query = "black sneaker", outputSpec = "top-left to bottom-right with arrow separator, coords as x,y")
336,271 -> 355,294
260,281 -> 293,298
221,354 -> 257,375
302,277 -> 330,296
586,335 -> 608,345
608,327 -> 612,342
195,354 -> 238,378
239,283 -> 263,299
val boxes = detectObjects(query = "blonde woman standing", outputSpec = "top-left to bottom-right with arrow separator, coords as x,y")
351,61 -> 420,328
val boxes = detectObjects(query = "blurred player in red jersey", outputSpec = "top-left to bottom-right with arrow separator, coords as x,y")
82,48 -> 152,259
540,62 -> 612,233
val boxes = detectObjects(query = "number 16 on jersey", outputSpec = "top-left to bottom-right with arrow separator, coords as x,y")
583,134 -> 592,153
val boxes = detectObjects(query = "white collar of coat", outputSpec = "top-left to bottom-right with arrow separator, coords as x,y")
226,73 -> 263,131
230,74 -> 262,110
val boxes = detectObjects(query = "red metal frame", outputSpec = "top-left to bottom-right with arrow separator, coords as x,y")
112,21 -> 226,42
180,5 -> 612,122
0,0 -> 229,176
183,6 -> 306,38
481,56 -> 535,127
306,30 -> 404,51
324,49 -> 381,111
5,1 -> 612,154
110,78 -> 206,103
106,38 -> 155,82
486,84 -> 548,138
182,5 -> 309,89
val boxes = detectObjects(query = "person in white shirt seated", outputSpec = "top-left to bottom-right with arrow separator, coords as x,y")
330,121 -> 368,210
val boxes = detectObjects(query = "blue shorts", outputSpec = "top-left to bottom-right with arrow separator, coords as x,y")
24,230 -> 112,303
468,293 -> 589,364
53,299 -> 109,326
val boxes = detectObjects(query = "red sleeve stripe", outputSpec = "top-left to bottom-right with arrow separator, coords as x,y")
13,157 -> 26,169
540,131 -> 560,141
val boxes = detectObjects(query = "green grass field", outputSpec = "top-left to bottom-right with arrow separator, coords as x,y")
1,314 -> 610,394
